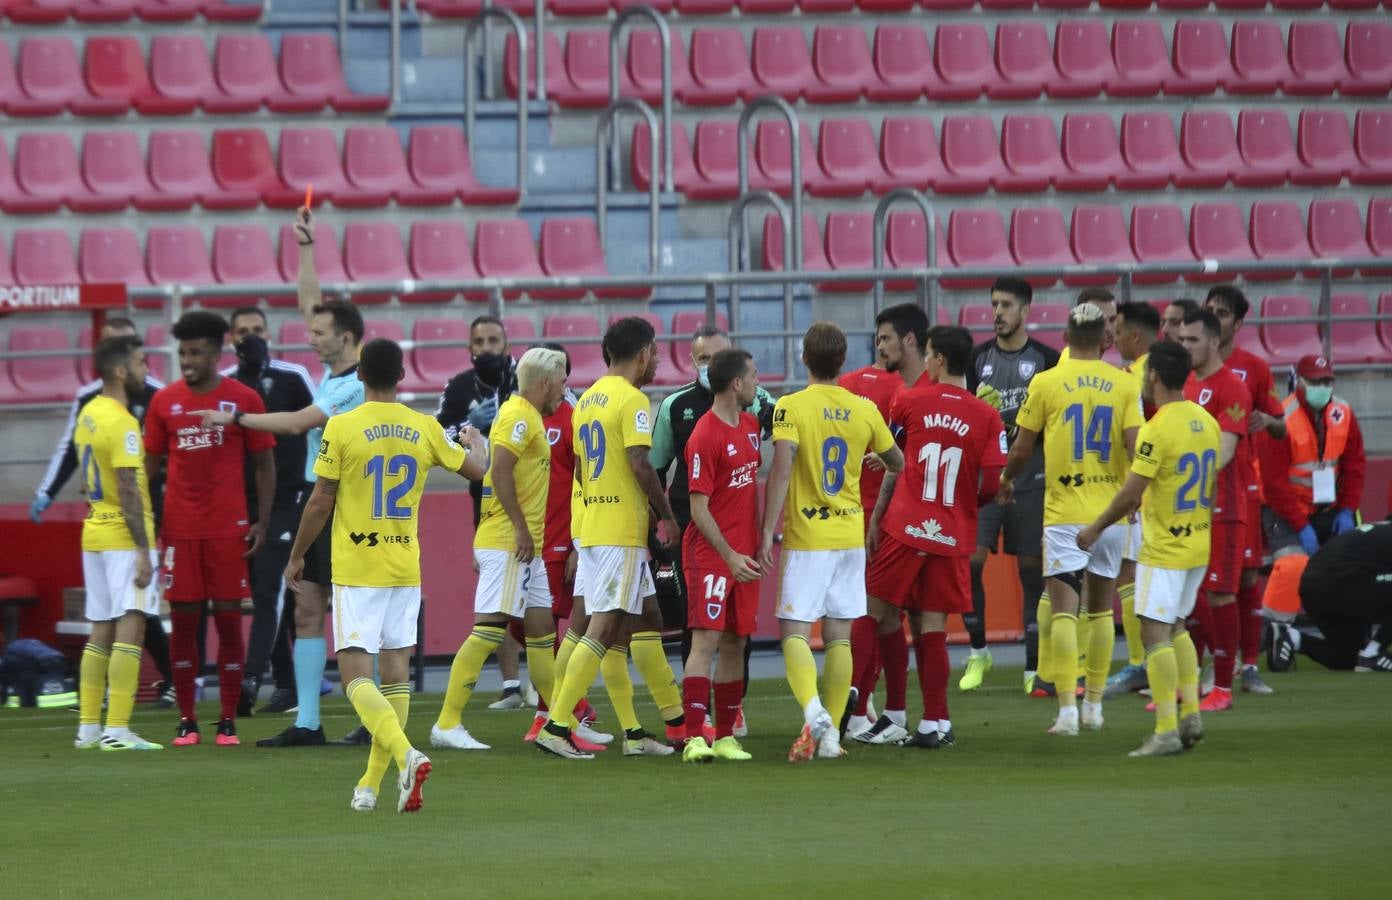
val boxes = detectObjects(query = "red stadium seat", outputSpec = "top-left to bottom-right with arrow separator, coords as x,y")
945,209 -> 1011,290
15,132 -> 123,213
1259,295 -> 1323,364
554,29 -> 612,109
1025,303 -> 1069,351
539,217 -> 649,300
147,130 -> 248,211
1328,294 -> 1386,364
0,135 -> 59,214
277,127 -> 364,209
342,222 -> 407,304
1171,19 -> 1236,94
668,310 -> 729,381
1188,202 -> 1256,282
675,0 -> 732,11
279,33 -> 388,113
1057,113 -> 1124,191
501,31 -> 568,101
756,121 -> 840,198
0,42 -> 28,115
884,211 -> 950,289
211,225 -> 279,308
824,212 -> 875,292
16,36 -> 126,116
408,124 -> 518,206
739,0 -> 794,16
932,24 -> 1001,101
212,128 -> 292,206
1235,109 -> 1299,188
80,131 -> 167,213
1118,112 -> 1183,190
145,226 -> 214,302
751,27 -> 816,103
362,318 -> 406,350
690,120 -> 752,201
475,218 -> 542,299
991,22 -> 1058,101
1249,200 -> 1314,281
12,228 -> 79,286
817,118 -> 883,199
275,320 -> 317,374
874,116 -> 945,194
1379,294 -> 1392,358
939,115 -> 1005,194
1069,205 -> 1135,285
344,126 -> 449,207
1295,109 -> 1360,186
411,318 -> 470,389
407,220 -> 486,303
1229,21 -> 1292,95
1343,21 -> 1392,97
0,234 -> 11,285
1177,110 -> 1243,189
1052,20 -> 1114,99
998,114 -> 1066,193
137,0 -> 207,23
79,228 -> 148,291
1285,22 -> 1348,96
143,35 -> 220,115
1130,204 -> 1194,284
1370,198 -> 1392,267
624,29 -> 695,106
83,36 -> 158,110
869,24 -> 936,103
1109,21 -> 1171,97
202,1 -> 263,22
543,315 -> 607,386
631,121 -> 700,197
500,316 -> 537,357
1010,207 -> 1075,288
685,28 -> 755,106
808,26 -> 878,104
1308,198 -> 1374,276
7,326 -> 80,403
5,0 -> 72,25
212,34 -> 321,113
276,222 -> 346,304
762,211 -> 830,274
1352,108 -> 1392,186
958,303 -> 995,341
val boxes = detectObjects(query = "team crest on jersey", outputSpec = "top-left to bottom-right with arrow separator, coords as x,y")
546,427 -> 561,445
1198,388 -> 1213,405
1018,361 -> 1036,379
218,401 -> 238,413
261,377 -> 274,394
748,433 -> 759,451
707,602 -> 722,620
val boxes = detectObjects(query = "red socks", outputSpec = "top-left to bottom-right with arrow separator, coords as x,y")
683,676 -> 711,741
851,615 -> 880,715
1189,592 -> 1216,662
713,681 -> 742,739
1238,577 -> 1265,664
213,605 -> 244,721
878,628 -> 909,714
170,607 -> 200,721
1212,601 -> 1239,691
916,632 -> 950,722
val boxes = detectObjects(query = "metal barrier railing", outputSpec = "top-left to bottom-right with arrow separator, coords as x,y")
608,6 -> 674,194
596,98 -> 661,274
872,188 -> 937,314
727,189 -> 796,379
463,6 -> 529,196
737,97 -> 803,269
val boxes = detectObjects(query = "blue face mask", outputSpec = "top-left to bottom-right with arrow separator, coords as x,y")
697,365 -> 711,391
1303,383 -> 1333,411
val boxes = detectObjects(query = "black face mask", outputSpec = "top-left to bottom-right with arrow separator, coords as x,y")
472,352 -> 508,386
235,334 -> 270,377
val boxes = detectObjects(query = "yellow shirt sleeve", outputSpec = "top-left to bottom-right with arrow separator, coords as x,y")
490,402 -> 529,461
1119,377 -> 1145,434
772,395 -> 799,445
1131,419 -> 1164,480
109,422 -> 143,471
620,389 -> 653,450
428,419 -> 468,472
1014,370 -> 1049,433
313,417 -> 343,482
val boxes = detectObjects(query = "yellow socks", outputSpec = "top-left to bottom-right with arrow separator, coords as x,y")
1173,629 -> 1201,718
823,638 -> 852,729
782,634 -> 820,711
435,625 -> 506,731
347,677 -> 412,770
79,643 -> 110,726
359,682 -> 410,793
1084,611 -> 1115,703
1119,582 -> 1143,667
630,631 -> 682,721
1145,643 -> 1179,735
1037,591 -> 1054,683
1050,613 -> 1078,708
549,636 -> 604,729
600,646 -> 640,732
525,632 -> 557,710
554,630 -> 580,688
105,642 -> 142,730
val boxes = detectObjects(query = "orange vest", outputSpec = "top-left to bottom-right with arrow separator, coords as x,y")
1282,394 -> 1352,517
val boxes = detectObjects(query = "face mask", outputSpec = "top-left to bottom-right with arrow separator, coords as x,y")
1303,383 -> 1333,411
696,365 -> 711,391
235,334 -> 269,377
472,352 -> 508,385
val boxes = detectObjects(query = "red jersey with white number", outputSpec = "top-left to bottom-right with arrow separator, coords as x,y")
1223,346 -> 1282,493
1184,367 -> 1251,524
541,399 -> 574,562
682,409 -> 761,566
883,383 -> 1007,558
144,377 -> 274,539
837,365 -> 903,519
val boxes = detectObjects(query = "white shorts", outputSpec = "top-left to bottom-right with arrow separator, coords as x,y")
1122,518 -> 1143,563
572,538 -> 585,597
474,549 -> 551,617
1134,563 -> 1206,625
576,545 -> 654,615
1044,523 -> 1127,580
332,584 -> 421,655
82,550 -> 159,622
776,548 -> 867,622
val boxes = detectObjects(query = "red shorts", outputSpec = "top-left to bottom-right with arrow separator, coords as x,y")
545,558 -> 574,621
1243,495 -> 1264,568
1204,520 -> 1244,595
162,535 -> 249,603
865,535 -> 971,614
684,557 -> 758,636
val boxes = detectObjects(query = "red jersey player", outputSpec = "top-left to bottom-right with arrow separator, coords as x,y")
144,311 -> 275,747
864,326 -> 1007,749
1178,309 -> 1252,712
679,348 -> 763,763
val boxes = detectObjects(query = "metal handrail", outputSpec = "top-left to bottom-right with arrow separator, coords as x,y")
872,188 -> 937,318
464,7 -> 528,197
475,0 -> 545,103
608,6 -> 673,194
727,189 -> 795,379
737,97 -> 803,267
596,98 -> 661,274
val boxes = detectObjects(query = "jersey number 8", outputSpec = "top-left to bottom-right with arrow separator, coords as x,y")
821,437 -> 848,495
365,454 -> 418,519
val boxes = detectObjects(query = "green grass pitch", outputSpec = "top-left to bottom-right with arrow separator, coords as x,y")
3,666 -> 1388,898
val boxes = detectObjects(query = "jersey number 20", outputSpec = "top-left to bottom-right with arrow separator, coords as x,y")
366,454 -> 418,519
1174,449 -> 1217,512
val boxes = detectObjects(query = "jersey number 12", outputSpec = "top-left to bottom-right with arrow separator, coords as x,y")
365,454 -> 418,519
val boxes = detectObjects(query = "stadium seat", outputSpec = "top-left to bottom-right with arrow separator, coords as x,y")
12,229 -> 79,292
1188,202 -> 1256,282
1056,113 -> 1124,191
361,321 -> 430,393
411,318 -> 470,389
1131,204 -> 1194,284
543,315 -> 607,386
669,310 -> 729,381
1235,109 -> 1300,188
1295,109 -> 1357,186
884,211 -> 949,286
1171,19 -> 1236,94
1176,110 -> 1243,189
275,222 -> 346,304
6,326 -> 80,403
1229,21 -> 1292,95
555,29 -> 612,108
83,37 -> 159,110
810,26 -> 880,104
275,320 -> 317,373
817,118 -> 883,198
1259,295 -> 1324,364
408,124 -> 519,206
1069,205 -> 1135,285
344,126 -> 446,208
1109,21 -> 1171,97
15,132 -> 123,213
685,28 -> 755,106
607,312 -> 681,386
1052,20 -> 1114,99
0,136 -> 57,214
143,35 -> 221,115
211,225 -> 279,308
958,303 -> 995,341
939,115 -> 1006,194
4,0 -> 72,25
475,218 -> 542,299
81,131 -> 175,212
932,24 -> 1001,100
279,33 -> 389,112
0,235 -> 10,285
1351,108 -> 1392,185
1118,112 -> 1184,190
212,128 -> 294,206
1286,22 -> 1349,96
874,116 -> 945,193
1370,198 -> 1392,271
991,22 -> 1058,100
406,220 -> 486,303
543,217 -> 649,300
1343,21 -> 1392,96
145,226 -> 214,305
756,121 -> 840,198
212,34 -> 321,113
631,121 -> 700,197
501,315 -> 538,356
624,29 -> 695,106
998,115 -> 1066,193
278,127 -> 366,209
500,30 -> 566,100
147,130 -> 244,211
1307,198 -> 1374,276
341,222 -> 405,304
1379,293 -> 1392,358
690,120 -> 767,200
750,27 -> 816,103
869,24 -> 937,102
1328,294 -> 1386,364
1249,200 -> 1314,280
762,211 -> 830,274
1025,303 -> 1068,351
16,36 -> 126,116
1010,207 -> 1074,288
945,209 -> 1011,290
136,0 -> 210,24
824,212 -> 876,292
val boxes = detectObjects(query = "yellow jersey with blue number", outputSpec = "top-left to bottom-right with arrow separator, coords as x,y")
313,401 -> 468,587
74,395 -> 155,552
475,395 -> 549,551
772,383 -> 896,551
1132,400 -> 1221,570
573,375 -> 653,549
1015,357 -> 1144,527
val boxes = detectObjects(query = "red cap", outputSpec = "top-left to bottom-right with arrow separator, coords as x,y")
1295,354 -> 1334,380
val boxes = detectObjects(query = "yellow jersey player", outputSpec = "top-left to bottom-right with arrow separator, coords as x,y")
432,348 -> 569,752
538,317 -> 686,760
760,322 -> 903,762
286,339 -> 487,813
1078,341 -> 1220,757
73,336 -> 162,752
999,303 -> 1142,736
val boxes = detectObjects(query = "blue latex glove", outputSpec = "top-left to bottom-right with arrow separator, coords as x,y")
28,494 -> 51,523
1332,509 -> 1356,535
1298,524 -> 1320,556
466,396 -> 499,431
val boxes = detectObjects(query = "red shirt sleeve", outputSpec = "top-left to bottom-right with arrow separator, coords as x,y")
982,406 -> 1008,468
1215,378 -> 1252,436
240,389 -> 276,452
684,420 -> 717,498
143,394 -> 166,456
1249,362 -> 1284,419
1337,411 -> 1366,512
